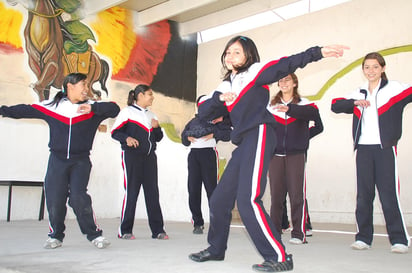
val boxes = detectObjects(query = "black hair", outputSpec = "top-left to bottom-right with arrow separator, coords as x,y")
221,35 -> 260,81
196,95 -> 206,107
127,84 -> 151,106
47,73 -> 87,107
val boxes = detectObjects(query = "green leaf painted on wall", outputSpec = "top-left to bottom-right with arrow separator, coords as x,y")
63,20 -> 96,44
63,40 -> 89,54
62,20 -> 95,53
55,0 -> 81,14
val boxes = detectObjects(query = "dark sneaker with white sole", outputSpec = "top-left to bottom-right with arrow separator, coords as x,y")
252,254 -> 293,272
189,249 -> 224,262
193,225 -> 204,234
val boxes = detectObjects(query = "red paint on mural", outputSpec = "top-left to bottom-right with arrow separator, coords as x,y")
0,42 -> 23,54
112,20 -> 171,85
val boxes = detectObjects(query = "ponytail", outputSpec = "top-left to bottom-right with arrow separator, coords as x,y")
127,84 -> 151,106
127,90 -> 135,106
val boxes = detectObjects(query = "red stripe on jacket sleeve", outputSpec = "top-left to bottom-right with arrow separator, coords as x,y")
378,87 -> 412,115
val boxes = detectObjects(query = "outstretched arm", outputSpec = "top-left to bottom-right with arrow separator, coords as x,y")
255,45 -> 349,87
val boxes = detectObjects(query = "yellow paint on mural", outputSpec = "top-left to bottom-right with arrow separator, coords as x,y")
0,2 -> 23,48
90,7 -> 136,75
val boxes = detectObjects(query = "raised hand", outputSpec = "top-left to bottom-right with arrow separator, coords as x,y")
321,45 -> 350,58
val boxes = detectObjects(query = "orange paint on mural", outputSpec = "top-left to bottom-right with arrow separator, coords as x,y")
0,2 -> 23,50
90,7 -> 136,75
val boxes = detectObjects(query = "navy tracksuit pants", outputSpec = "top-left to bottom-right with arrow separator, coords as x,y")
355,145 -> 410,246
206,124 -> 288,262
187,147 -> 218,227
119,151 -> 165,238
45,153 -> 102,241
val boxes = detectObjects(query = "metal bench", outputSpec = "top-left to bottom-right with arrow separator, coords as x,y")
0,180 -> 45,222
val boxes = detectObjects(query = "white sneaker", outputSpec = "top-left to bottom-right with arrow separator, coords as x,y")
351,240 -> 370,250
289,238 -> 304,245
391,244 -> 408,254
306,229 -> 313,237
91,236 -> 110,249
44,238 -> 62,249
282,226 -> 292,233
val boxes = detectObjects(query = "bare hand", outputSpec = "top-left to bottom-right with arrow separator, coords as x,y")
126,136 -> 139,148
151,119 -> 159,128
219,92 -> 237,102
202,133 -> 214,141
188,136 -> 196,143
77,104 -> 91,114
321,45 -> 350,58
354,99 -> 370,108
272,104 -> 289,113
211,116 -> 223,124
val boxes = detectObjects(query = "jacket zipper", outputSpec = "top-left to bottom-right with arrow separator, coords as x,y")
67,117 -> 72,159
147,129 -> 152,155
283,112 -> 287,154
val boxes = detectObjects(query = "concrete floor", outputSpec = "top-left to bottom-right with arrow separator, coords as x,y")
0,218 -> 411,273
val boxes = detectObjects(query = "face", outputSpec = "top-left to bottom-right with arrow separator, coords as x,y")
137,89 -> 154,108
278,75 -> 296,95
363,59 -> 385,83
224,41 -> 246,73
68,79 -> 89,103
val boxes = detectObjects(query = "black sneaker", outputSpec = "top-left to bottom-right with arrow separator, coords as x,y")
189,249 -> 224,262
252,254 -> 293,272
193,226 -> 204,234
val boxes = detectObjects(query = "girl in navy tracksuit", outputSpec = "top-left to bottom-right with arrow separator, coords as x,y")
188,35 -> 347,272
181,96 -> 232,234
331,52 -> 410,253
0,73 -> 120,249
268,73 -> 323,244
111,84 -> 168,240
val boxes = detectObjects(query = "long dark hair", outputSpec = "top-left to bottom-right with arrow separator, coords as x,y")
270,73 -> 301,105
362,52 -> 388,81
127,84 -> 150,106
47,73 -> 87,107
221,36 -> 260,81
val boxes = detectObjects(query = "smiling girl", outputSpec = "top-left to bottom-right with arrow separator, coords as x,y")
0,73 -> 120,249
189,35 -> 348,272
332,52 -> 411,254
268,73 -> 323,245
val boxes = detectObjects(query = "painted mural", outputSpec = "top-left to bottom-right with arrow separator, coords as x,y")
0,0 -> 197,102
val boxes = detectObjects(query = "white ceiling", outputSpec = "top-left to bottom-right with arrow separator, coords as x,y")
83,0 -> 299,36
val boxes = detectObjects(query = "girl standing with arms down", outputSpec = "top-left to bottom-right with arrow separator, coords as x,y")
331,52 -> 410,254
188,35 -> 348,272
0,73 -> 120,249
268,73 -> 323,245
111,84 -> 168,240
